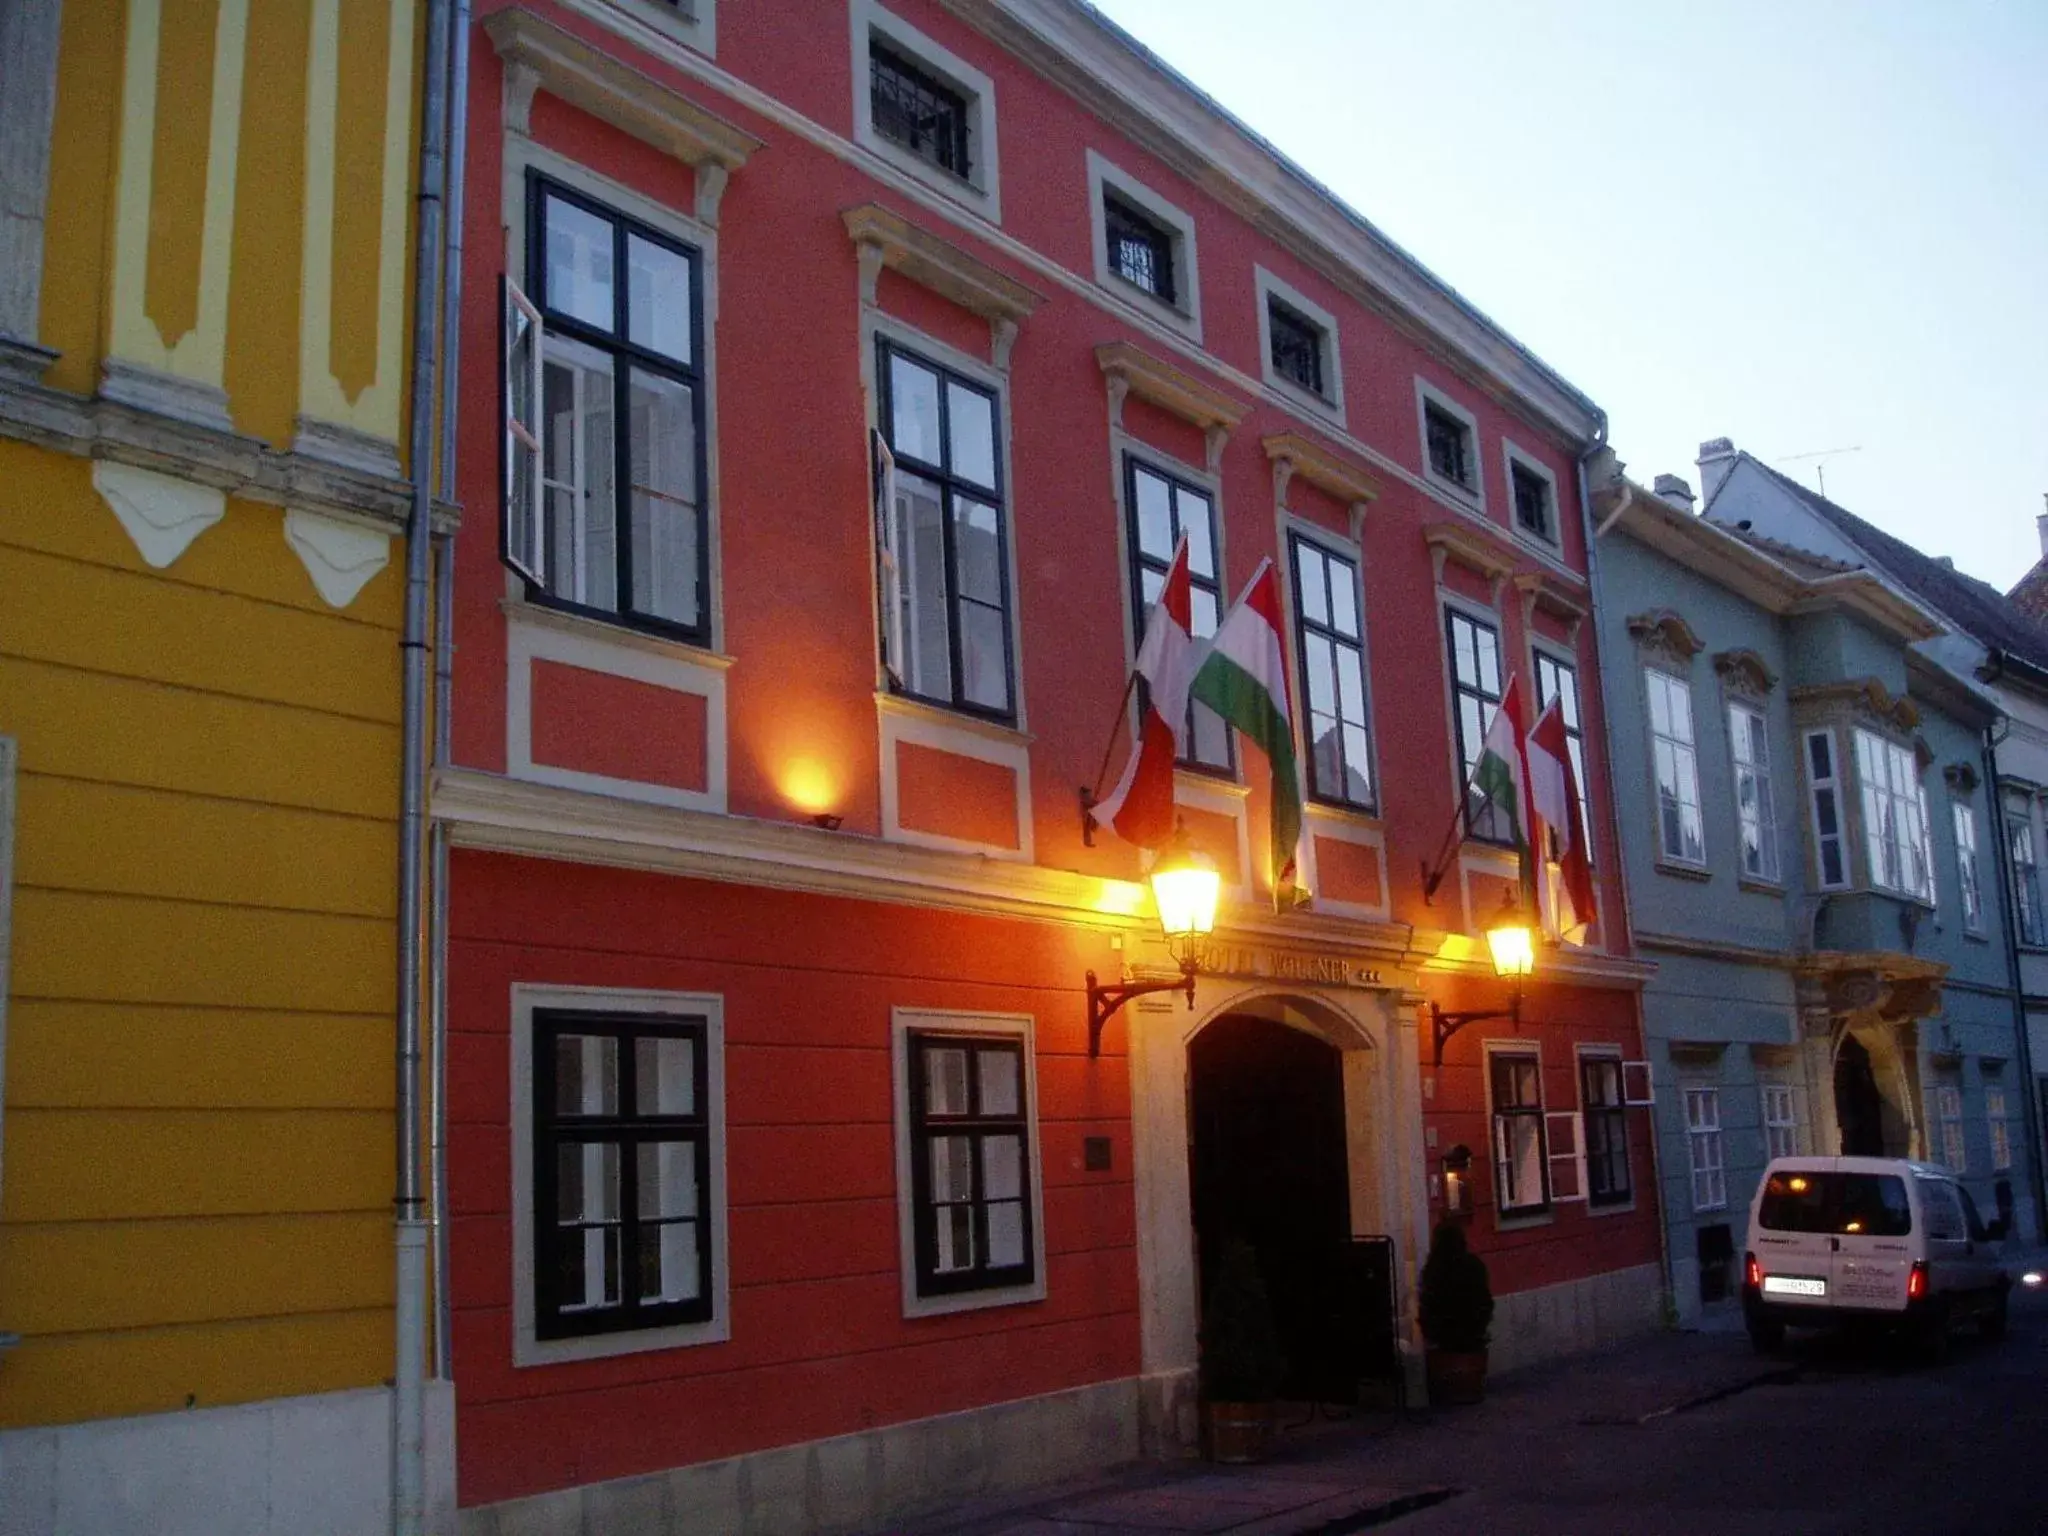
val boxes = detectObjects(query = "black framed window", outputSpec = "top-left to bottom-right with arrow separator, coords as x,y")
1512,462 -> 1555,541
1581,1056 -> 1631,1207
1533,652 -> 1592,861
533,1010 -> 711,1340
514,174 -> 708,642
1268,299 -> 1326,397
907,1031 -> 1035,1297
1425,402 -> 1474,489
870,41 -> 972,179
1447,608 -> 1512,843
1126,457 -> 1229,772
1490,1051 -> 1549,1215
1105,195 -> 1176,305
1289,533 -> 1374,809
876,340 -> 1014,719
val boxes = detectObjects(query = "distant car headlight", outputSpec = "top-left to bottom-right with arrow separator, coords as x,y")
2023,1270 -> 2044,1288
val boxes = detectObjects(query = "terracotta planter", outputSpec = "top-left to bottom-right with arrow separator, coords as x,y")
1425,1346 -> 1488,1406
1202,1399 -> 1273,1463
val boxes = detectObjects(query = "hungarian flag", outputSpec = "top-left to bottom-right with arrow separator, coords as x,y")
1191,559 -> 1307,910
1529,697 -> 1598,941
1092,537 -> 1196,848
1471,670 -> 1535,873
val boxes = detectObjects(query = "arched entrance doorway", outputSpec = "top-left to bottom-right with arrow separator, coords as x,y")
1835,1034 -> 1885,1156
1188,1013 -> 1352,1401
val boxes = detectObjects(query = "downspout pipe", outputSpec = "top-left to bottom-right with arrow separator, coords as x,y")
428,0 -> 473,1388
398,0 -> 453,1531
1578,426 -> 1677,1320
1978,673 -> 2047,1242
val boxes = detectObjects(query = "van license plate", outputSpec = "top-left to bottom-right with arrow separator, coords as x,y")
1763,1275 -> 1827,1297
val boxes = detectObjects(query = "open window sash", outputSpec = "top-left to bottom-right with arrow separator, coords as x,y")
1545,1109 -> 1587,1203
872,427 -> 905,688
1621,1060 -> 1655,1106
502,277 -> 545,586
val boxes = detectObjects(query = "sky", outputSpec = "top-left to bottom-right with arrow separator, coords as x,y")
1087,0 -> 2048,591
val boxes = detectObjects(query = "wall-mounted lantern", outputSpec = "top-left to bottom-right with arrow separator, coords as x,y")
1086,822 -> 1221,1058
1429,892 -> 1536,1066
1440,1142 -> 1474,1215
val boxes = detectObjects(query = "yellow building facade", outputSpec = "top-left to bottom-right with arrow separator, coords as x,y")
0,2 -> 447,1529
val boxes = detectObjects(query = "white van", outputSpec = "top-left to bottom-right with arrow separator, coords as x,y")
1742,1156 -> 2011,1355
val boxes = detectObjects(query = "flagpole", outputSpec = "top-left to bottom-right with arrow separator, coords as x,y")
1078,670 -> 1140,847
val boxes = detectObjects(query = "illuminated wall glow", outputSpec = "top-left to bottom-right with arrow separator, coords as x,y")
778,756 -> 841,815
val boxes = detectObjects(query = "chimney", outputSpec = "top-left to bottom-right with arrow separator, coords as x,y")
1697,437 -> 1738,501
1653,473 -> 1696,512
2037,494 -> 2048,557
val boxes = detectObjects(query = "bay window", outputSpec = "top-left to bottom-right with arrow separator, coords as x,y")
1853,729 -> 1933,902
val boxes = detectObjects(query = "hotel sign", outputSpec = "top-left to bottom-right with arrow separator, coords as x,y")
1195,941 -> 1383,990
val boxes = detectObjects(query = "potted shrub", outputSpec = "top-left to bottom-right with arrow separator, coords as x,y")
1198,1240 -> 1287,1462
1418,1218 -> 1494,1406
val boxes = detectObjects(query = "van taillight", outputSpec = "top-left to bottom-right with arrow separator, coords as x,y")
1745,1251 -> 1762,1288
1907,1261 -> 1929,1301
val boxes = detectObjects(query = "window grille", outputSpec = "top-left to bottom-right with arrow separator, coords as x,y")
1511,463 -> 1553,540
1425,402 -> 1473,488
1267,299 -> 1326,397
1104,195 -> 1175,305
870,42 -> 972,179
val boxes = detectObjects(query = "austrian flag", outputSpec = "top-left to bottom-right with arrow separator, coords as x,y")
1091,537 -> 1196,849
1190,559 -> 1307,910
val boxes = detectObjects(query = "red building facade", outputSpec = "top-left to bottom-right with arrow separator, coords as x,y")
438,2 -> 1662,1528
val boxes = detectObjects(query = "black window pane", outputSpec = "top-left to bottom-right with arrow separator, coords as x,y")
909,1035 -> 1034,1297
1268,300 -> 1325,396
628,369 -> 699,628
1105,195 -> 1175,305
1426,404 -> 1471,487
1512,464 -> 1553,539
626,234 -> 691,362
870,42 -> 972,178
544,195 -> 614,331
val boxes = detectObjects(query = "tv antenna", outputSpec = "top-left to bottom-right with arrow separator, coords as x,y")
1775,445 -> 1861,499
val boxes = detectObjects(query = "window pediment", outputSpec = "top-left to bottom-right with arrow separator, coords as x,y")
1790,677 -> 1920,734
1264,431 -> 1379,515
1626,608 -> 1704,666
1425,521 -> 1516,605
1712,648 -> 1777,698
1097,340 -> 1246,451
485,7 -> 762,222
845,203 -> 1044,367
1944,761 -> 1980,796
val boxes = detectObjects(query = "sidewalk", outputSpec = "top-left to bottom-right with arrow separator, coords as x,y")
882,1328 -> 1787,1536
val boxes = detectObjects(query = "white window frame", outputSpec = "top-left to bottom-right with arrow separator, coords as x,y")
1532,645 -> 1593,865
892,1008 -> 1047,1318
1502,439 -> 1560,549
852,0 -> 1002,223
1255,266 -> 1344,425
563,0 -> 717,58
1853,728 -> 1935,903
1953,798 -> 1984,934
1288,521 -> 1380,812
1085,150 -> 1201,342
1485,1041 -> 1552,1222
1415,378 -> 1483,510
1685,1086 -> 1726,1212
1986,1084 -> 2012,1172
1805,728 -> 1850,891
510,984 -> 730,1367
1646,667 -> 1706,869
1728,699 -> 1780,884
1761,1080 -> 1801,1161
2008,810 -> 2045,946
1934,1081 -> 1966,1173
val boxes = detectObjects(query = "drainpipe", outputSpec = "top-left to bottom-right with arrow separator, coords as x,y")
1577,426 -> 1677,1321
427,0 -> 473,1388
397,1 -> 453,1532
1978,675 -> 2048,1242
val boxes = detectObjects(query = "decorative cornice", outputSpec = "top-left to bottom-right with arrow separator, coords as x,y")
933,0 -> 1603,445
845,203 -> 1045,368
1424,521 -> 1516,605
1514,569 -> 1588,642
0,373 -> 449,536
1713,647 -> 1778,698
1098,340 -> 1246,470
1790,677 -> 1920,734
1626,609 -> 1705,664
484,6 -> 761,222
1263,430 -> 1379,514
